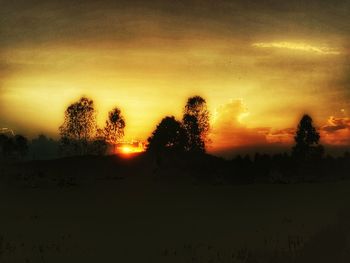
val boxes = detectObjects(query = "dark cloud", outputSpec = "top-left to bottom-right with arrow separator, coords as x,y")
1,0 -> 350,48
322,116 -> 350,133
0,62 -> 18,90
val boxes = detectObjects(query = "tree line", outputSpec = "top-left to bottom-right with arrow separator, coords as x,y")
0,95 -> 345,166
0,95 -> 210,159
56,95 -> 326,162
1,95 -> 349,182
56,95 -> 210,156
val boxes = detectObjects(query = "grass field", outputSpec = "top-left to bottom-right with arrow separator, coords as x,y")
1,157 -> 350,262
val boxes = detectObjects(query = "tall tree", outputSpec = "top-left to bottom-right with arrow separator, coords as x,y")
103,107 -> 125,150
183,114 -> 204,152
292,114 -> 324,160
59,97 -> 97,155
147,116 -> 188,153
182,96 -> 210,153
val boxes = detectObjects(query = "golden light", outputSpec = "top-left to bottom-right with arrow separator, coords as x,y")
121,146 -> 133,154
117,142 -> 145,156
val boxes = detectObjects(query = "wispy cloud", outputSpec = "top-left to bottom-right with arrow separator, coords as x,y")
252,42 -> 340,55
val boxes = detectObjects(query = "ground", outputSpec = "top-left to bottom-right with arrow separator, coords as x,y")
0,157 -> 350,262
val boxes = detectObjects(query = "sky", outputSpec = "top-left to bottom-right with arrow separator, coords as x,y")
1,0 -> 350,154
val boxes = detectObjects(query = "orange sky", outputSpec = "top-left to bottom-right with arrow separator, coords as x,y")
0,0 -> 349,153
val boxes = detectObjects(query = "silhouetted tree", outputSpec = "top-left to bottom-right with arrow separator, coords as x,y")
183,114 -> 204,152
0,134 -> 28,159
89,137 -> 108,156
253,153 -> 271,179
147,116 -> 188,153
14,135 -> 28,158
0,134 -> 7,155
183,96 -> 210,153
29,134 -> 59,160
103,107 -> 125,151
59,97 -> 97,155
0,134 -> 13,158
292,114 -> 324,161
147,116 -> 188,174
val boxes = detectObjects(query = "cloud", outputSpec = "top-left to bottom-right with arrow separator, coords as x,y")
252,42 -> 340,55
2,0 -> 350,50
1,0 -> 350,143
212,99 -> 248,128
211,99 -> 297,147
265,127 -> 295,144
210,101 -> 350,152
320,116 -> 350,145
322,116 -> 350,132
210,101 -> 350,150
210,100 -> 267,150
266,116 -> 350,146
265,116 -> 350,146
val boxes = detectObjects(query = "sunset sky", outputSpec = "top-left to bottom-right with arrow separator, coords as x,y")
1,0 -> 349,153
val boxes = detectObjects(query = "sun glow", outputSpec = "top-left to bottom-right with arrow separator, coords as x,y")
116,141 -> 146,156
121,146 -> 133,154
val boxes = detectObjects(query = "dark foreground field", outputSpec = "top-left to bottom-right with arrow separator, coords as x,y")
1,155 -> 350,262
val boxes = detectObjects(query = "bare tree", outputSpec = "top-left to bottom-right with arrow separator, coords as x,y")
59,97 -> 97,155
183,96 -> 210,153
103,107 -> 126,152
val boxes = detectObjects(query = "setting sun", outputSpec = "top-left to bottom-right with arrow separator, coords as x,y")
116,141 -> 145,156
121,146 -> 133,154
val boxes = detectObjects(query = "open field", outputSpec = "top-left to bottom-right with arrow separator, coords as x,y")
1,156 -> 350,262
